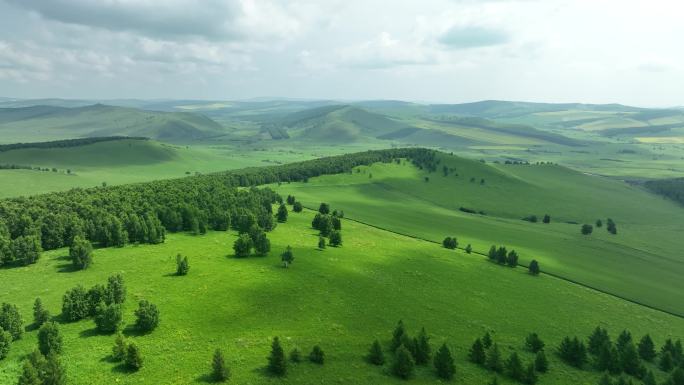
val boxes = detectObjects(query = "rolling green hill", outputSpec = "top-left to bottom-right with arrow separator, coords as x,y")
0,104 -> 226,143
274,153 -> 684,316
0,209 -> 682,385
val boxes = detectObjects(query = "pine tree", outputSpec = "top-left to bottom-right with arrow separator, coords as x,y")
588,327 -> 611,356
522,362 -> 537,385
0,302 -> 24,340
506,250 -> 519,267
289,348 -> 301,363
125,343 -> 143,371
616,330 -> 632,354
293,202 -> 303,213
112,333 -> 127,362
33,298 -> 50,327
391,320 -> 407,351
212,348 -> 229,382
309,345 -> 325,364
105,274 -> 126,305
543,214 -> 551,224
267,337 -> 287,376
392,344 -> 415,379
0,327 -> 10,360
660,350 -> 674,372
281,246 -> 294,268
414,327 -> 431,365
482,332 -> 493,349
598,373 -> 613,385
642,370 -> 657,385
486,343 -> 503,372
528,260 -> 540,275
134,300 -> 159,332
525,333 -> 545,353
43,352 -> 66,385
328,230 -> 342,247
318,236 -> 326,249
368,340 -> 385,365
505,352 -> 524,381
94,302 -> 123,333
276,204 -> 288,223
175,254 -> 189,276
534,350 -> 548,373
488,245 -> 497,261
558,336 -> 587,368
318,203 -> 330,214
37,322 -> 62,356
637,335 -> 656,362
233,234 -> 253,258
434,343 -> 456,380
596,343 -> 620,374
465,244 -> 473,254
17,360 -> 42,385
620,342 -> 641,376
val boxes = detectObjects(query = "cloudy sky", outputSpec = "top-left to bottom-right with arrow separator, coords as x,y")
0,0 -> 682,106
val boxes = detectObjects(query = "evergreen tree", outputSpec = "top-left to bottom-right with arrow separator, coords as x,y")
11,235 -> 42,266
488,377 -> 500,385
212,348 -> 229,382
33,298 -> 50,327
596,219 -> 603,228
486,343 -> 503,372
670,368 -> 684,385
414,327 -> 431,365
558,336 -> 587,368
286,195 -> 295,205
331,216 -> 341,231
465,244 -> 472,254
125,343 -> 143,371
318,236 -> 326,249
528,259 -> 540,275
253,231 -> 271,256
391,320 -> 407,351
105,274 -> 126,305
598,373 -> 613,385
0,303 -> 23,341
620,342 -> 641,376
606,218 -> 617,235
581,224 -> 593,235
289,348 -> 301,363
483,332 -> 493,349
276,204 -> 288,223
616,330 -> 632,354
487,245 -> 497,260
392,344 -> 415,379
534,350 -> 548,373
496,247 -> 508,265
434,343 -> 456,380
596,343 -> 620,374
94,302 -> 123,333
368,340 -> 385,365
660,350 -> 674,372
27,349 -> 47,378
233,234 -> 253,258
642,370 -> 657,385
293,202 -> 303,213
525,333 -> 545,353
112,333 -> 127,362
506,250 -> 519,267
522,362 -> 537,385
86,284 -> 107,316
134,300 -> 159,332
588,327 -> 611,356
267,337 -> 287,376
505,352 -> 524,381
17,360 -> 42,385
0,327 -> 10,360
176,254 -> 189,276
69,235 -> 93,270
543,214 -> 551,224
61,285 -> 89,322
281,246 -> 294,267
328,230 -> 342,247
309,345 -> 325,364
442,237 -> 458,250
318,203 -> 330,214
43,352 -> 66,385
37,322 -> 62,356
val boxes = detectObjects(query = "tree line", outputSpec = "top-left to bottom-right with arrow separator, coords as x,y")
0,136 -> 148,153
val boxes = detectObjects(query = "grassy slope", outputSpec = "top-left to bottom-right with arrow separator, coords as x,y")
0,211 -> 682,385
274,155 -> 684,316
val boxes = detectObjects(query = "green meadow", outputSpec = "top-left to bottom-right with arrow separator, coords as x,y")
273,154 -> 684,316
0,209 -> 682,385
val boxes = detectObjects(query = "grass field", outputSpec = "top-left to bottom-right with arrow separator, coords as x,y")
273,154 -> 684,316
0,209 -> 682,385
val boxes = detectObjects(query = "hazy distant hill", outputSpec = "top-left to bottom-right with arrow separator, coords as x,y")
427,100 -> 643,118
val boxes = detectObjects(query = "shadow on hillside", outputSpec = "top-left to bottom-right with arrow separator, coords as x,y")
111,363 -> 136,374
122,324 -> 147,337
195,373 -> 215,383
56,254 -> 79,273
79,327 -> 101,338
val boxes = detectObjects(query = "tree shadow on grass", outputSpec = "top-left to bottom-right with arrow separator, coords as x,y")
195,373 -> 216,383
121,324 -> 148,337
79,327 -> 101,338
100,354 -> 120,364
111,363 -> 137,374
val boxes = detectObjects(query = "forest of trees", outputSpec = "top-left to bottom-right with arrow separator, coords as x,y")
0,136 -> 148,153
645,178 -> 684,206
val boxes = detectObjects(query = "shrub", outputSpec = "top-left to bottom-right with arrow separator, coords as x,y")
38,322 -> 62,356
434,343 -> 455,380
94,303 -> 123,333
33,298 -> 50,327
212,348 -> 229,382
392,344 -> 415,379
112,333 -> 127,362
267,337 -> 287,376
0,327 -> 10,360
125,343 -> 143,370
309,345 -> 325,364
367,340 -> 384,365
176,254 -> 189,276
134,300 -> 159,332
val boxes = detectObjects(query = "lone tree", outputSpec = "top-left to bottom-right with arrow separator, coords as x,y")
465,244 -> 473,254
69,235 -> 93,270
469,338 -> 486,365
368,340 -> 385,365
125,343 -> 143,371
276,204 -> 288,223
328,231 -> 342,247
528,260 -> 540,276
233,234 -> 253,258
267,337 -> 287,376
293,202 -> 303,213
392,344 -> 415,379
434,343 -> 456,380
281,246 -> 294,268
134,300 -> 159,332
309,345 -> 325,364
212,348 -> 229,382
38,322 -> 63,356
176,254 -> 189,276
581,224 -> 593,235
33,298 -> 50,327
543,214 -> 551,224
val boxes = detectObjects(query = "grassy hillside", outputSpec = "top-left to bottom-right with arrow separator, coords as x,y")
0,210 -> 682,384
274,154 -> 684,316
0,104 -> 226,143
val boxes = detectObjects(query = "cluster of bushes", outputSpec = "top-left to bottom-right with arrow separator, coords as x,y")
285,195 -> 304,213
264,336 -> 327,377
312,203 -> 343,247
522,214 -> 551,224
232,223 -> 272,258
442,237 -> 458,250
459,207 -> 486,215
469,331 -> 542,384
487,245 -> 520,267
111,333 -> 144,371
644,177 -> 684,206
582,218 -> 617,236
558,326 -> 684,385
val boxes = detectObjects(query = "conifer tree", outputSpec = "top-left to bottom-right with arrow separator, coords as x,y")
596,343 -> 620,374
134,300 -> 159,332
598,373 -> 613,385
233,234 -> 253,258
267,337 -> 287,376
328,230 -> 342,247
642,370 -> 657,385
105,274 -> 126,305
525,333 -> 545,353
528,260 -> 540,275
0,302 -> 24,340
534,350 -> 548,373
318,236 -> 326,249
505,352 -> 524,381
488,245 -> 497,261
0,327 -> 10,360
43,353 -> 66,385
212,348 -> 229,382
293,202 -> 303,213
290,348 -> 301,363
434,343 -> 456,380
69,235 -> 93,270
175,254 -> 189,276
522,362 -> 537,385
391,320 -> 407,351
17,360 -> 42,385
94,302 -> 123,333
414,327 -> 431,365
465,244 -> 472,254
368,340 -> 385,365
318,203 -> 330,214
637,335 -> 656,362
660,350 -> 674,372
588,327 -> 611,356
125,343 -> 143,371
620,342 -> 641,376
506,250 -> 519,267
483,332 -> 493,349
37,322 -> 62,356
112,333 -> 127,362
309,345 -> 325,364
392,344 -> 415,379
33,298 -> 50,327
276,204 -> 288,223
486,343 -> 503,372
281,246 -> 294,268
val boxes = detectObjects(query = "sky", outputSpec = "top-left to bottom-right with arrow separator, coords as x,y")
0,0 -> 682,107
